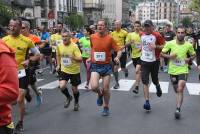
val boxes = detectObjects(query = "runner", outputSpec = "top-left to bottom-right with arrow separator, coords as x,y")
21,21 -> 42,106
2,17 -> 40,133
125,21 -> 142,94
89,19 -> 122,116
56,32 -> 82,111
111,20 -> 128,89
161,25 -> 195,119
140,20 -> 165,111
50,23 -> 63,74
79,28 -> 93,89
0,39 -> 19,134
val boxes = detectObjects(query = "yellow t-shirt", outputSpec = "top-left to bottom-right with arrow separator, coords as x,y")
126,32 -> 141,58
50,33 -> 62,52
57,43 -> 82,74
2,34 -> 35,70
111,29 -> 128,47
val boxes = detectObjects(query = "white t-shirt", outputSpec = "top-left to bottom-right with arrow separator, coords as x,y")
140,34 -> 156,62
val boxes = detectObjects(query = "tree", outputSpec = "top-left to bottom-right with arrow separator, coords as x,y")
189,0 -> 200,15
181,17 -> 192,27
64,13 -> 85,31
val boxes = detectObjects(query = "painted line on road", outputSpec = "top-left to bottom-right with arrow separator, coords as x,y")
37,79 -> 44,82
111,79 -> 135,91
193,61 -> 197,67
38,80 -> 59,90
149,82 -> 169,93
186,83 -> 200,95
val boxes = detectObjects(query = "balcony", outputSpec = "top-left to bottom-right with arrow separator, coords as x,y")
83,3 -> 104,11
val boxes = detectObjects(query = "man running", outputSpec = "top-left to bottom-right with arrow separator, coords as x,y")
111,20 -> 128,89
3,17 -> 40,133
161,25 -> 195,119
0,39 -> 19,134
125,21 -> 142,94
140,20 -> 165,111
89,19 -> 122,116
56,32 -> 82,111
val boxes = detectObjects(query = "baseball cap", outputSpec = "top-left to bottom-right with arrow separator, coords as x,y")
144,20 -> 153,27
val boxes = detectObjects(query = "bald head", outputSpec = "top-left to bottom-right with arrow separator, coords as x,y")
114,20 -> 121,31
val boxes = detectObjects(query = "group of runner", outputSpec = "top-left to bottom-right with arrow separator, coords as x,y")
1,17 -> 200,134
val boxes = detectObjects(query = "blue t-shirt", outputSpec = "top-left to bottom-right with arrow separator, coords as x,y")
40,32 -> 50,48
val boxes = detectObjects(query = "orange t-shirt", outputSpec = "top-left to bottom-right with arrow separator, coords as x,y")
28,34 -> 41,44
90,33 -> 121,64
71,38 -> 79,44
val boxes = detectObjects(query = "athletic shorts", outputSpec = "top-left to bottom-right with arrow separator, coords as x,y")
19,69 -> 29,90
90,63 -> 112,77
0,124 -> 13,134
132,57 -> 141,67
59,72 -> 81,86
170,74 -> 188,85
112,51 -> 127,68
40,47 -> 52,56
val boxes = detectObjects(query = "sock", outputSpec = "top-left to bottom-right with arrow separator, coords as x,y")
73,92 -> 80,103
177,107 -> 181,112
61,88 -> 70,98
113,72 -> 118,83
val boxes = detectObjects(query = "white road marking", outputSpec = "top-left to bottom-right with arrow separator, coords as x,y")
38,80 -> 59,90
193,61 -> 197,67
111,80 -> 135,91
186,83 -> 200,95
149,82 -> 169,93
37,79 -> 44,82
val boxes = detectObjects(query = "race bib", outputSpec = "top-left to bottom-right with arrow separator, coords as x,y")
143,51 -> 153,60
172,58 -> 185,66
135,44 -> 141,49
94,52 -> 106,61
83,48 -> 91,54
18,69 -> 26,78
62,57 -> 72,67
55,40 -> 62,45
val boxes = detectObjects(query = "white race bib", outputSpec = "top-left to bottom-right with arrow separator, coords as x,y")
172,58 -> 185,66
94,52 -> 106,61
135,44 -> 141,49
83,48 -> 91,54
18,69 -> 26,78
143,51 -> 153,60
62,57 -> 72,67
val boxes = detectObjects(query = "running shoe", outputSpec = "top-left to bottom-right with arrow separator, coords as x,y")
64,95 -> 73,108
97,94 -> 103,106
102,107 -> 110,116
132,86 -> 139,94
175,109 -> 181,119
14,121 -> 23,134
74,102 -> 79,111
156,85 -> 162,97
113,83 -> 120,89
143,101 -> 151,111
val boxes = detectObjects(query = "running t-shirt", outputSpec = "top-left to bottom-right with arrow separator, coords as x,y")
28,34 -> 41,44
79,36 -> 91,58
126,32 -> 141,58
51,33 -> 62,52
90,33 -> 121,64
57,43 -> 81,74
162,40 -> 195,75
111,29 -> 128,50
2,34 -> 35,70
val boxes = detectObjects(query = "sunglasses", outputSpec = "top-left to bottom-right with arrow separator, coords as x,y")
22,27 -> 26,29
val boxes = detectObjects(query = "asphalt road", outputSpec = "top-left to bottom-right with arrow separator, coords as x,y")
12,59 -> 200,134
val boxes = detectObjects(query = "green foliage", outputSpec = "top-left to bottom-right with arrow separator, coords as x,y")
189,0 -> 200,15
64,13 -> 85,31
0,4 -> 13,26
181,17 -> 192,27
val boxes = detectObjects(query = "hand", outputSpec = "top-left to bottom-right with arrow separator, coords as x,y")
86,58 -> 91,63
22,60 -> 29,67
114,57 -> 120,64
148,43 -> 156,50
169,53 -> 177,60
56,66 -> 60,71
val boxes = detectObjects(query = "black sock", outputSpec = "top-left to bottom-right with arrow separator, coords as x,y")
177,107 -> 181,112
113,72 -> 118,83
73,92 -> 80,103
61,88 -> 70,98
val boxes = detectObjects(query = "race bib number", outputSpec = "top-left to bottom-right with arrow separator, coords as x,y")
94,52 -> 106,61
135,44 -> 141,49
18,69 -> 26,78
172,58 -> 185,66
83,48 -> 91,54
62,57 -> 72,67
143,51 -> 153,60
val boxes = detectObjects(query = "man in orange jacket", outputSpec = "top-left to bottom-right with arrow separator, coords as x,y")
0,39 -> 19,134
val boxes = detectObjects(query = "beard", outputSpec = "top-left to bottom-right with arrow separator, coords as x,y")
177,35 -> 185,42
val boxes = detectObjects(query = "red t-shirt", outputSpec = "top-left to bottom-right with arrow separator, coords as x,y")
90,33 -> 121,64
0,39 -> 19,126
